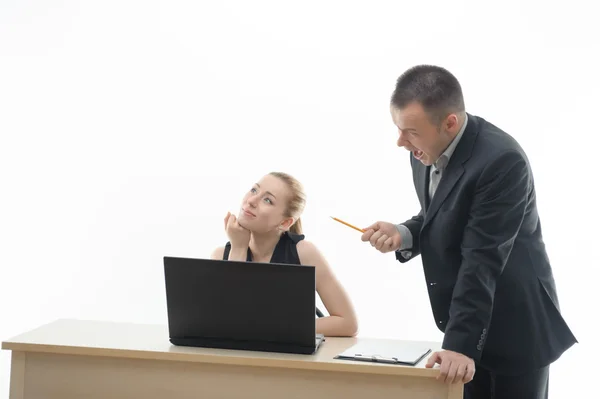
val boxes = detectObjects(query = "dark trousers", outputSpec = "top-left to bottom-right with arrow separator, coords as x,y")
464,365 -> 549,399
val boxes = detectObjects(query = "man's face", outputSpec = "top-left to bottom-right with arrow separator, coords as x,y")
391,102 -> 458,166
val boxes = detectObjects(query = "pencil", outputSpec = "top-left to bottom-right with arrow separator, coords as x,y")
330,216 -> 365,233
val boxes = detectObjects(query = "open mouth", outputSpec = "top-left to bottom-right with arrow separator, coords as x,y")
412,150 -> 424,159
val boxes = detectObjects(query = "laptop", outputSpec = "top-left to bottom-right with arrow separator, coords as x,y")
163,256 -> 325,355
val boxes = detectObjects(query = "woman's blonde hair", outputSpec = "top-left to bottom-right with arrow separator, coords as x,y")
269,172 -> 306,234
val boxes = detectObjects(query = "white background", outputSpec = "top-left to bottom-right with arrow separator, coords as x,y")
1,1 -> 598,397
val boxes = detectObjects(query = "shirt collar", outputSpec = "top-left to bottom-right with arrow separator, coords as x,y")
433,113 -> 468,170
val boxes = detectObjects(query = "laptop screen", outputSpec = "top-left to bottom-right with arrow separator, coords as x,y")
164,256 -> 317,347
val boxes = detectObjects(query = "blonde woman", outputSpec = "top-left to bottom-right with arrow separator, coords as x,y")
211,172 -> 358,337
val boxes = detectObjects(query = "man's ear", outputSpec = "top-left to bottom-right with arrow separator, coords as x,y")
444,113 -> 460,132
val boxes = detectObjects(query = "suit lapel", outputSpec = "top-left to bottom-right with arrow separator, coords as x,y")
422,114 -> 478,230
417,164 -> 430,211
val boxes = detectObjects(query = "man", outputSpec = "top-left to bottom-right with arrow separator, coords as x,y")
361,65 -> 576,399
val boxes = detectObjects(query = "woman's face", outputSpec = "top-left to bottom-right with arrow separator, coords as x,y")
237,174 -> 294,234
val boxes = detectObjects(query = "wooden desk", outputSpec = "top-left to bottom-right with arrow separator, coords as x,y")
2,319 -> 463,399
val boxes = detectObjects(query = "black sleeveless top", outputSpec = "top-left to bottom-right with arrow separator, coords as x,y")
222,232 -> 324,317
222,232 -> 305,264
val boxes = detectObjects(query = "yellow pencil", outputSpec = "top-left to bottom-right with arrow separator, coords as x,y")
330,216 -> 365,233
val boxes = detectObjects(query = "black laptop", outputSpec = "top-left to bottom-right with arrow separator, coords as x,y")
163,256 -> 325,355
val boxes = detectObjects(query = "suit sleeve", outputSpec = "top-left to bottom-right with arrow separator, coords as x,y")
442,150 -> 530,361
395,210 -> 423,263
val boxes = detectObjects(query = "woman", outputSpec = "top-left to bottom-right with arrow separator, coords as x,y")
211,172 -> 358,337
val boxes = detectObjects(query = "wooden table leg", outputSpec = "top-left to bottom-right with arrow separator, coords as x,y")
9,351 -> 26,399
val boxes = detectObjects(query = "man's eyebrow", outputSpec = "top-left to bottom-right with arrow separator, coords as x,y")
399,127 -> 418,135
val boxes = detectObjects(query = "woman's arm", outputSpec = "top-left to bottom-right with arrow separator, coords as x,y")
297,240 -> 359,337
211,245 -> 247,261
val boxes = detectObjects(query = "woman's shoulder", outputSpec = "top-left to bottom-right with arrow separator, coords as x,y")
293,237 -> 323,262
211,245 -> 227,260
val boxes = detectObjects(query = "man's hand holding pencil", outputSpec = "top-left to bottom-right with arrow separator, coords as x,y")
331,217 -> 402,253
360,221 -> 402,253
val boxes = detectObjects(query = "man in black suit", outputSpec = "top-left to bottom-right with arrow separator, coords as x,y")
361,65 -> 576,399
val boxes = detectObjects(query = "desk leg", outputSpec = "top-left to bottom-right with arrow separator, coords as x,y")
9,351 -> 26,399
447,381 -> 464,399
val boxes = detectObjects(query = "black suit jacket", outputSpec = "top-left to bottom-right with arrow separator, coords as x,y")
397,114 -> 577,374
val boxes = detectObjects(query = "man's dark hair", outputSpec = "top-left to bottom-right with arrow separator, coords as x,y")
391,65 -> 465,123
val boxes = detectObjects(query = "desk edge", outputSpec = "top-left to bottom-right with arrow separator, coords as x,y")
2,341 -> 440,378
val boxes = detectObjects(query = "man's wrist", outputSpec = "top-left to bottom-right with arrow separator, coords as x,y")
395,224 -> 413,251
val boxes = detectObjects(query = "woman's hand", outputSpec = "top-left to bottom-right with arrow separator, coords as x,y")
224,212 -> 251,251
